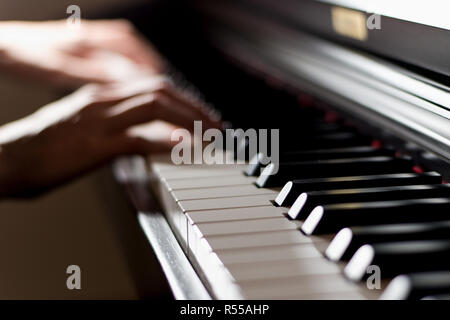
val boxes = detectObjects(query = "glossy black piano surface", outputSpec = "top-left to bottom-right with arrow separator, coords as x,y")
115,0 -> 450,300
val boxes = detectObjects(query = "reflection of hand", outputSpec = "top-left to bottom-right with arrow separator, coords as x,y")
0,19 -> 166,88
0,76 -> 222,197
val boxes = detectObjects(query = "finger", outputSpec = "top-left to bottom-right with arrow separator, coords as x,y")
36,58 -> 113,88
75,76 -> 170,113
83,20 -> 167,72
110,133 -> 175,156
58,55 -> 127,85
92,75 -> 222,129
105,93 -> 207,133
0,50 -> 111,88
154,82 -> 223,129
110,28 -> 167,72
95,75 -> 171,101
113,36 -> 166,72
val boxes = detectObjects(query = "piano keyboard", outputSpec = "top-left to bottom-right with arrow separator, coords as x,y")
146,112 -> 449,299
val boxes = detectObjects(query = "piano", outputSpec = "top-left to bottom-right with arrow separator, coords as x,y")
113,0 -> 450,299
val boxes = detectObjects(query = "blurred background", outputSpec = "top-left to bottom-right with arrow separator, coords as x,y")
0,0 -> 171,299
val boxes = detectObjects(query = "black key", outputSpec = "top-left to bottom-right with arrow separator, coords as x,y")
380,272 -> 450,300
274,172 -> 442,206
308,122 -> 342,132
344,240 -> 450,281
301,198 -> 450,235
279,123 -> 346,139
245,146 -> 393,176
298,122 -> 342,133
289,184 -> 450,220
273,130 -> 358,151
256,156 -> 413,188
283,131 -> 371,151
326,220 -> 450,261
245,153 -> 268,177
234,125 -> 349,160
282,146 -> 393,162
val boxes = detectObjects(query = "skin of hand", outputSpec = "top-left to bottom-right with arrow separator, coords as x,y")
0,76 -> 222,198
0,19 -> 166,88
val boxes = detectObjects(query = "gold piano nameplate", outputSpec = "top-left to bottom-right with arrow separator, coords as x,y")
331,7 -> 368,41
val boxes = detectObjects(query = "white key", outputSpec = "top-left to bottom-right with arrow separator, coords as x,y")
172,185 -> 277,201
149,150 -> 235,169
165,175 -> 255,190
193,217 -> 298,237
179,194 -> 275,211
186,206 -> 285,223
247,291 -> 367,300
161,168 -> 244,180
225,257 -> 340,281
188,217 -> 298,258
155,163 -> 245,173
293,291 -> 367,300
203,230 -> 318,251
238,274 -> 360,299
156,184 -> 188,250
214,244 -> 322,264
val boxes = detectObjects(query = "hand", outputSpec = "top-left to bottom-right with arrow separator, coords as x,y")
0,19 -> 166,88
0,76 -> 222,197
